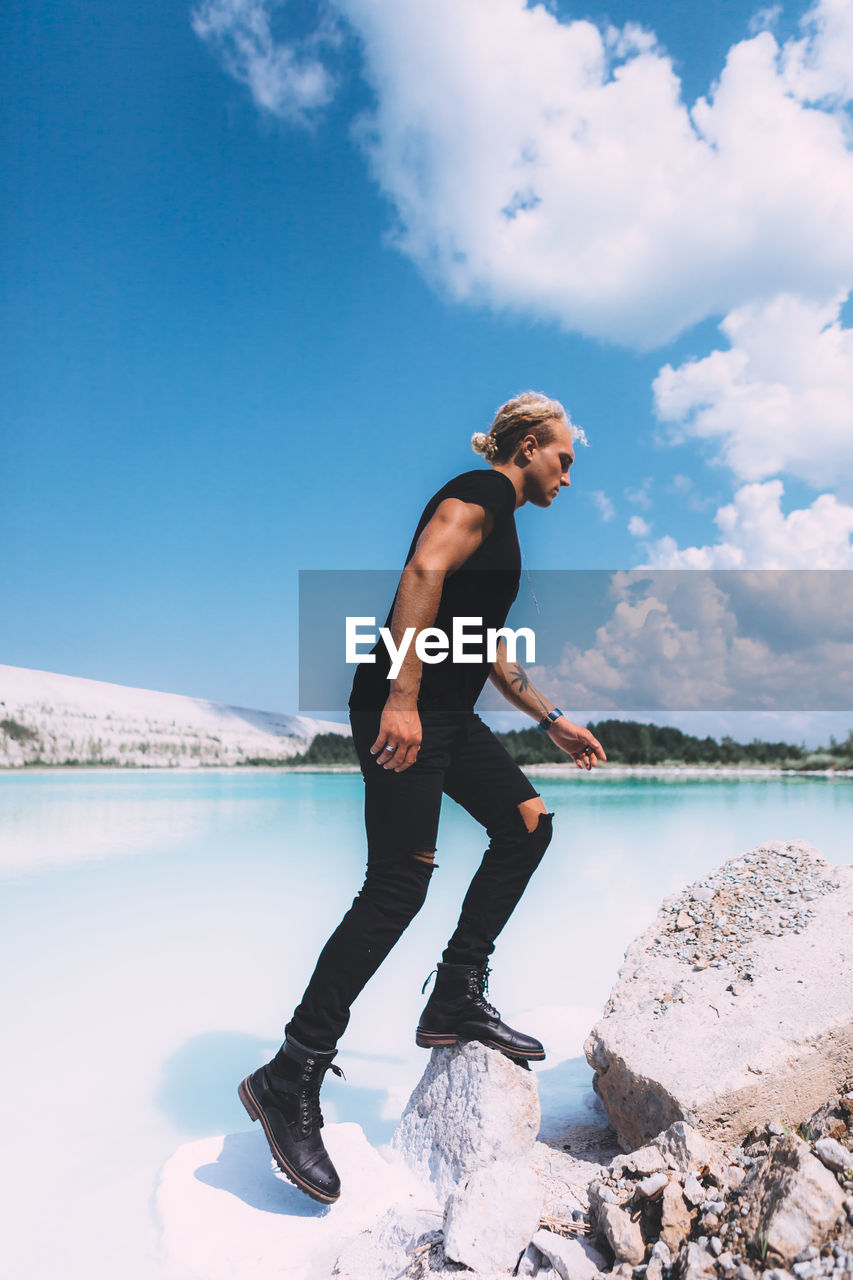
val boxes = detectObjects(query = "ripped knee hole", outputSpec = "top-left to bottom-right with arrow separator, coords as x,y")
517,797 -> 548,834
411,851 -> 436,866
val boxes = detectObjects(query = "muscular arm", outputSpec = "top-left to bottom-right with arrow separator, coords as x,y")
489,639 -> 607,771
372,498 -> 495,771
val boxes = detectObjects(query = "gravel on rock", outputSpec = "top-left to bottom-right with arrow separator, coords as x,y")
647,845 -> 840,988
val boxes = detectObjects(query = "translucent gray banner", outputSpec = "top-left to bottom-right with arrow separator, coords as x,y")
298,569 -> 853,714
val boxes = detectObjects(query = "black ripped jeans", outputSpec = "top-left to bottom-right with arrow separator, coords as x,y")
285,710 -> 553,1052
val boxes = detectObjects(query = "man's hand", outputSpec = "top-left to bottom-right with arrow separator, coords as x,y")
547,718 -> 606,771
370,694 -> 422,772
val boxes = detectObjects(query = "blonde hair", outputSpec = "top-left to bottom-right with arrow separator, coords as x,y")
471,391 -> 582,464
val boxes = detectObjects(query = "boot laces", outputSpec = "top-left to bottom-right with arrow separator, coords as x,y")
469,963 -> 500,1019
297,1059 -> 344,1136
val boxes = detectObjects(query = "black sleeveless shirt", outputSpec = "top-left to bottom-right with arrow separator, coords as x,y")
349,469 -> 521,713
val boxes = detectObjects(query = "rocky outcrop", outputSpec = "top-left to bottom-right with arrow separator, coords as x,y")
391,1041 -> 541,1202
585,842 -> 853,1150
579,1112 -> 853,1280
330,844 -> 853,1280
331,1062 -> 852,1280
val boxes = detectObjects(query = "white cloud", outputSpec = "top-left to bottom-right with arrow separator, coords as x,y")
628,515 -> 651,537
590,491 -> 615,522
337,0 -> 853,346
654,292 -> 853,489
192,0 -> 339,123
783,0 -> 853,101
193,0 -> 853,346
639,480 -> 853,568
528,569 -> 853,710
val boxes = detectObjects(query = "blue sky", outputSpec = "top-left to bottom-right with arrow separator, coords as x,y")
2,0 -> 852,725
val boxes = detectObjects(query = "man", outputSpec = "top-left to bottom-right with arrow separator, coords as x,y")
239,391 -> 606,1204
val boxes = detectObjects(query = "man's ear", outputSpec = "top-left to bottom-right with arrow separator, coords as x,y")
519,432 -> 539,461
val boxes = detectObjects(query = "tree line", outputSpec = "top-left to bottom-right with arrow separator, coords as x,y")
284,723 -> 853,769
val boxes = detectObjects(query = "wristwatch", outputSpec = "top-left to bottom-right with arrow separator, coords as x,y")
537,708 -> 564,734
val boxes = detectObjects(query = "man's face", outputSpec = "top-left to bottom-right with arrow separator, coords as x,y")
524,419 -> 575,508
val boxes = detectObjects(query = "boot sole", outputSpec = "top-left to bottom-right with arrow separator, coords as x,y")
238,1076 -> 341,1204
415,1028 -> 545,1061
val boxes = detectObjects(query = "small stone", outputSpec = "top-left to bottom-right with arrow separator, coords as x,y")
660,1179 -> 693,1254
654,1123 -> 727,1180
531,1229 -> 609,1280
676,912 -> 693,930
646,1258 -> 663,1280
683,1172 -> 706,1205
517,1243 -> 544,1277
680,1241 -> 717,1279
611,1266 -> 636,1280
768,1122 -> 787,1138
651,1241 -> 672,1265
718,1252 -> 736,1270
710,1237 -> 723,1256
738,1265 -> 756,1280
637,1171 -> 669,1199
443,1160 -> 543,1273
740,1133 -> 845,1263
624,1145 -> 667,1176
814,1138 -> 852,1173
597,1202 -> 645,1265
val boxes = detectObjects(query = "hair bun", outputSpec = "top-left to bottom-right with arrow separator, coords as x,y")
471,432 -> 490,455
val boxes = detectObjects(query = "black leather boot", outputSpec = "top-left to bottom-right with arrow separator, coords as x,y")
238,1033 -> 344,1203
415,961 -> 545,1062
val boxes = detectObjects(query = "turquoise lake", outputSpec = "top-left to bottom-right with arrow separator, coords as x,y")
1,769 -> 850,1278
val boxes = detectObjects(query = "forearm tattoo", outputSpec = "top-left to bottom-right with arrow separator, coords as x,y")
508,663 -> 550,714
508,662 -> 529,692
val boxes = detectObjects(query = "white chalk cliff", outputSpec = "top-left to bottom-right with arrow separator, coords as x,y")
0,664 -> 347,767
